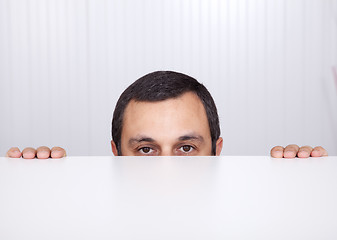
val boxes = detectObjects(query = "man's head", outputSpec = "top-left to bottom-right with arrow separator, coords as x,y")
111,71 -> 223,156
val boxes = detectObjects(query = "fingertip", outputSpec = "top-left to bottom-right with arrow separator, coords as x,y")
7,148 -> 22,158
22,148 -> 37,159
51,147 -> 66,158
311,150 -> 321,157
50,152 -> 64,158
284,151 -> 296,158
22,152 -> 36,159
36,152 -> 50,159
36,146 -> 51,159
271,150 -> 283,158
270,146 -> 284,158
297,151 -> 310,158
12,151 -> 23,158
283,145 -> 300,158
312,146 -> 328,157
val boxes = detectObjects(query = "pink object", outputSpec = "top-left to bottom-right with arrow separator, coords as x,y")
333,66 -> 337,93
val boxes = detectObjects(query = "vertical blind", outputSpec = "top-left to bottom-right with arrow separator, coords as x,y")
0,0 -> 336,156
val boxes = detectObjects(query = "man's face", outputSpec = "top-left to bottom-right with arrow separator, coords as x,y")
111,92 -> 223,156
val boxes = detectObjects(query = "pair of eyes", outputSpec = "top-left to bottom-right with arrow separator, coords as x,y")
138,145 -> 195,155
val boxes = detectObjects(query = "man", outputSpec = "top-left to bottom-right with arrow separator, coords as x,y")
6,71 -> 328,159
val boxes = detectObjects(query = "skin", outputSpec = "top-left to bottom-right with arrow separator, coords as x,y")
6,92 -> 328,158
270,145 -> 328,158
6,146 -> 66,159
111,92 -> 223,156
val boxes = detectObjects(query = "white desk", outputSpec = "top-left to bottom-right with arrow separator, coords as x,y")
0,156 -> 337,239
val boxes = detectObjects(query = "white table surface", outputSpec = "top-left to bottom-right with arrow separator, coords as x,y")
0,156 -> 337,240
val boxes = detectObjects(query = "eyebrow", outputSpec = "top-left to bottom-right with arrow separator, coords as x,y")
129,134 -> 204,146
178,134 -> 204,142
128,136 -> 155,146
128,133 -> 205,147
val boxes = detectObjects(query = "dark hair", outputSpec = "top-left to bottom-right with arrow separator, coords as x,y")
111,71 -> 220,155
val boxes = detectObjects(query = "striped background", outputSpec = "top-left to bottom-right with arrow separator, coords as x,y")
0,0 -> 336,156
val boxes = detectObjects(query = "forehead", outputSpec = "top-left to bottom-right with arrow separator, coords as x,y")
121,92 -> 211,140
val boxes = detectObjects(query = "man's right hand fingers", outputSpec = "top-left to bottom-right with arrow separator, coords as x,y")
6,146 -> 66,159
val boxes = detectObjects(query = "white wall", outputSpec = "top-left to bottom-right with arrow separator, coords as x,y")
1,0 -> 337,156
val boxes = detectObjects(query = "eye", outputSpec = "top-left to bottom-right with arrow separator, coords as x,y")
179,145 -> 194,153
138,147 -> 154,154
